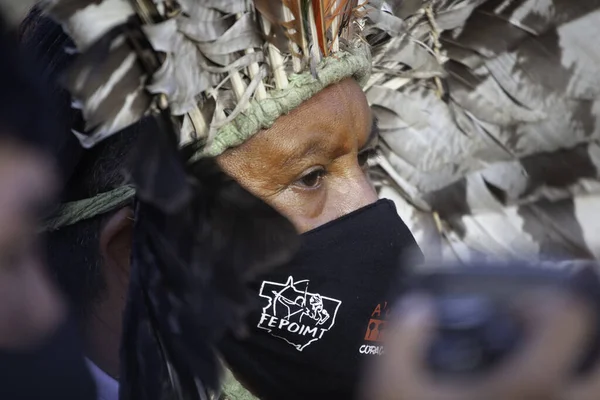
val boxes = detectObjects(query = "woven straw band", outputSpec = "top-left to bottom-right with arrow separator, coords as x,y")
44,44 -> 372,230
201,42 -> 372,158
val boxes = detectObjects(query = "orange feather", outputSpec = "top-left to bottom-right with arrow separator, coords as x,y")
311,0 -> 328,56
281,0 -> 307,56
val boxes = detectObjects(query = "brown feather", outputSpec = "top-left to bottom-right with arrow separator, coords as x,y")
282,0 -> 308,57
255,0 -> 312,57
340,0 -> 360,31
326,0 -> 344,31
311,0 -> 329,56
325,0 -> 357,51
254,0 -> 289,51
281,0 -> 304,32
253,0 -> 285,24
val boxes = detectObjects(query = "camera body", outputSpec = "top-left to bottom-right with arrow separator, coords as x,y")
403,261 -> 600,376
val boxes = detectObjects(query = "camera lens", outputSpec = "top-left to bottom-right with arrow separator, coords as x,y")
429,334 -> 483,374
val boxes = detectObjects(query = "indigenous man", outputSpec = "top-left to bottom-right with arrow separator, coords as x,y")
23,1 -> 600,400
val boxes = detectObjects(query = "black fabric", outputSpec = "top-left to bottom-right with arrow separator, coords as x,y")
220,199 -> 420,400
119,155 -> 299,400
0,317 -> 96,400
0,13 -> 64,155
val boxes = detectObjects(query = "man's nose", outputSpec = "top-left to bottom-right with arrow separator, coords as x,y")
333,167 -> 379,217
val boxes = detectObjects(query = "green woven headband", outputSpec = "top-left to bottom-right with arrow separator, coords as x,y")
44,44 -> 372,231
200,43 -> 372,158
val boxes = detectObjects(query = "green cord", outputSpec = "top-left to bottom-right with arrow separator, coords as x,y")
43,185 -> 135,231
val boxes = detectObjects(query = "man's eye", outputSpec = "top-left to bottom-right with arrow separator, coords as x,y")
295,167 -> 326,189
358,148 -> 377,167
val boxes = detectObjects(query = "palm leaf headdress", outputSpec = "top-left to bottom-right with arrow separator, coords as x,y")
41,0 -> 371,155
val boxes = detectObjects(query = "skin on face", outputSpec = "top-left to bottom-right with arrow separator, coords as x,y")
0,138 -> 64,350
217,77 -> 378,233
93,77 -> 378,376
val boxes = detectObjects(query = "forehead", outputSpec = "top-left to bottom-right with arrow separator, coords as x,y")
219,78 -> 372,172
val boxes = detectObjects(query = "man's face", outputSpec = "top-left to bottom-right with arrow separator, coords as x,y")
217,78 -> 378,232
91,78 -> 378,375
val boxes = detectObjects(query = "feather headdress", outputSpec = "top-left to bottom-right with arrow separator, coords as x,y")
41,0 -> 371,157
363,0 -> 600,262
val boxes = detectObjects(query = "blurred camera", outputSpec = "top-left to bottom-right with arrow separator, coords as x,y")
402,261 -> 600,376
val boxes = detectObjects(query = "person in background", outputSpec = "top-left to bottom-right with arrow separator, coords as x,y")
365,291 -> 600,400
0,12 -> 96,400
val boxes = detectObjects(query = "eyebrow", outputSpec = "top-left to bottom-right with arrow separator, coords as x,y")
278,114 -> 380,171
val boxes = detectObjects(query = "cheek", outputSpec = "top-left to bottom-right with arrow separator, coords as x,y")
267,189 -> 328,233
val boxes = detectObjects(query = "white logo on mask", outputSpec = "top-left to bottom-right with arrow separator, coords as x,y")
257,276 -> 342,351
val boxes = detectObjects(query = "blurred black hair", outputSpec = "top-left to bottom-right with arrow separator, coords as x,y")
20,8 -> 139,318
0,12 -> 60,151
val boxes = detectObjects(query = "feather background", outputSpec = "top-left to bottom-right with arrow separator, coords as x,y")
366,0 -> 600,262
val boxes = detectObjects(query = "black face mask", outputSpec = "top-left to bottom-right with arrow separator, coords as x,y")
220,199 -> 420,400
